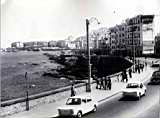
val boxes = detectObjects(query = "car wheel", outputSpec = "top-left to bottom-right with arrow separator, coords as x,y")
92,105 -> 97,112
137,93 -> 141,100
144,90 -> 146,96
77,111 -> 82,118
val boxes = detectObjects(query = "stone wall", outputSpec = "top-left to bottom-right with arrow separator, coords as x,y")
0,83 -> 86,117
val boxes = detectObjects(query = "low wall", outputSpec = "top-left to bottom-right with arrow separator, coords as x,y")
0,83 -> 86,117
1,63 -> 135,117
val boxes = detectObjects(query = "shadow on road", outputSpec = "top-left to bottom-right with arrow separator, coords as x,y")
118,96 -> 140,101
50,111 -> 95,118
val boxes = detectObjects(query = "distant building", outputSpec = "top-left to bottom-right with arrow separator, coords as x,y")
56,40 -> 67,48
75,36 -> 87,49
23,41 -> 48,50
48,41 -> 57,47
109,23 -> 127,55
11,42 -> 24,49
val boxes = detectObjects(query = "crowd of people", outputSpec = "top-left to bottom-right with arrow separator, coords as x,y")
95,76 -> 112,90
70,59 -> 147,97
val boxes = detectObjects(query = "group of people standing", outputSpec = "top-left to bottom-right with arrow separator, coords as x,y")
135,63 -> 144,73
70,60 -> 147,97
95,76 -> 112,90
121,70 -> 128,82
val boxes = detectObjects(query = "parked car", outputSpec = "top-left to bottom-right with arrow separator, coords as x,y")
57,95 -> 98,118
148,70 -> 160,85
151,61 -> 160,67
122,81 -> 146,99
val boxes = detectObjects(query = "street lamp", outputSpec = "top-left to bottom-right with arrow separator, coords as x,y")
25,72 -> 35,111
86,17 -> 100,92
25,72 -> 29,111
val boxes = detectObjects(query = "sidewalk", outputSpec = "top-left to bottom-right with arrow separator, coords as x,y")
4,66 -> 155,118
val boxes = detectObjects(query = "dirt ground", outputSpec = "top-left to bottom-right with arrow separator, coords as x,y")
1,51 -> 71,101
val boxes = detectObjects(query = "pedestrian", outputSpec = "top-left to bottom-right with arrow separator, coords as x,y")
100,77 -> 103,90
145,62 -> 147,67
135,64 -> 138,73
95,79 -> 99,89
121,72 -> 124,82
137,64 -> 140,74
116,74 -> 120,82
128,68 -> 132,78
104,76 -> 108,90
94,75 -> 99,89
71,84 -> 76,97
140,64 -> 144,72
102,77 -> 105,90
108,77 -> 112,90
123,70 -> 128,82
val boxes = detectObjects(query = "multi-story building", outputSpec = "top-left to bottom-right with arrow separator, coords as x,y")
154,33 -> 160,56
75,36 -> 87,49
127,15 -> 154,56
23,41 -> 48,49
48,41 -> 57,47
75,27 -> 110,50
109,14 -> 154,56
56,40 -> 67,48
11,42 -> 24,49
125,15 -> 143,56
109,23 -> 127,55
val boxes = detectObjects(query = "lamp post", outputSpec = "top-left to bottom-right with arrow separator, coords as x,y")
25,72 -> 35,111
86,17 -> 100,92
25,72 -> 29,111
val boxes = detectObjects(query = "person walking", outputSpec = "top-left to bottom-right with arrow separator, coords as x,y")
121,71 -> 124,82
104,77 -> 108,90
71,84 -> 76,97
123,70 -> 128,82
100,77 -> 103,90
128,68 -> 132,78
94,76 -> 99,89
137,64 -> 140,74
108,77 -> 112,90
102,77 -> 105,90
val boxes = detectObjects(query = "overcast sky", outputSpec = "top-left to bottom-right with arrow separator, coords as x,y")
1,0 -> 160,48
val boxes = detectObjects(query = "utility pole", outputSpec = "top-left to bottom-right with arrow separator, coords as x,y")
25,72 -> 29,111
86,19 -> 91,92
85,17 -> 100,92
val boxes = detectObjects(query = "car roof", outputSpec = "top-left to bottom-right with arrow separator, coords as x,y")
153,71 -> 160,74
69,95 -> 92,99
127,80 -> 142,84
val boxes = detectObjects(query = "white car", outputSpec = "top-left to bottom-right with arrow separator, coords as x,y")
123,81 -> 146,99
57,95 -> 98,118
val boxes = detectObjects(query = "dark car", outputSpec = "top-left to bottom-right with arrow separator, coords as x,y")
151,61 -> 160,67
148,71 -> 160,85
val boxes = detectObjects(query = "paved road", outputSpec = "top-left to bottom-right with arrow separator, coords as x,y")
82,84 -> 160,118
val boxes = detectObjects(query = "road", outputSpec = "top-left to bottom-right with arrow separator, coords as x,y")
82,84 -> 160,118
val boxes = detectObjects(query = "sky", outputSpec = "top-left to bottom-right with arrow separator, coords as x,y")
1,0 -> 160,48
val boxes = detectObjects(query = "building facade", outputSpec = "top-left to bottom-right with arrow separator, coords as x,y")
109,14 -> 154,56
23,41 -> 48,50
11,42 -> 24,49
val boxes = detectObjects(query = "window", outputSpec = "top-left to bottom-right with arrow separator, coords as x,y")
66,98 -> 81,105
126,83 -> 139,88
82,99 -> 87,103
87,99 -> 92,102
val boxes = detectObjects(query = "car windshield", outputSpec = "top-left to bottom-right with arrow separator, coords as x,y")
66,98 -> 81,105
152,71 -> 160,78
126,83 -> 139,88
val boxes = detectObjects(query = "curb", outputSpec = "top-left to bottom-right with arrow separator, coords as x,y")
98,91 -> 122,103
